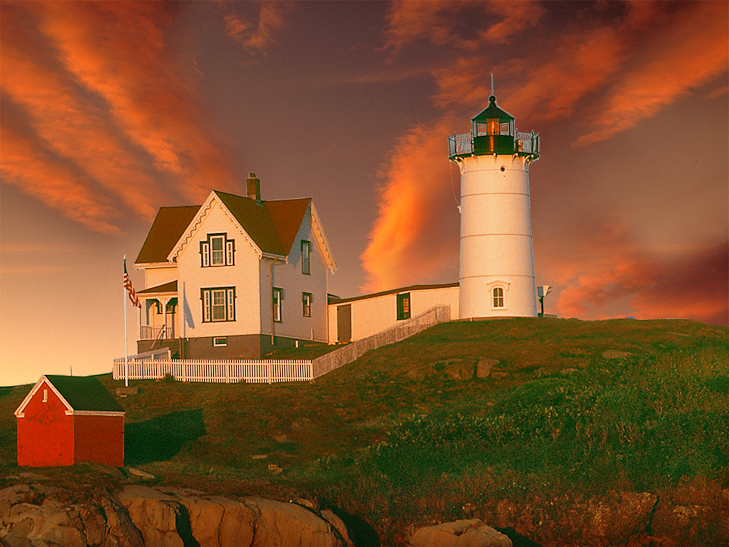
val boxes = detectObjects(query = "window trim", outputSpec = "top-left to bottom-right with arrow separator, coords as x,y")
213,336 -> 228,347
396,292 -> 411,321
302,292 -> 312,317
272,287 -> 283,323
301,240 -> 311,275
201,287 -> 236,322
200,233 -> 235,267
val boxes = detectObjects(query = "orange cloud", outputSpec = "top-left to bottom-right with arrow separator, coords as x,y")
383,0 -> 543,53
361,118 -> 460,292
1,116 -> 119,234
576,2 -> 729,145
33,1 -> 237,203
542,218 -> 728,326
0,2 -> 239,234
222,2 -> 292,54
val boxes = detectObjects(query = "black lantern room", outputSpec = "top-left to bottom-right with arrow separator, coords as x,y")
471,95 -> 515,155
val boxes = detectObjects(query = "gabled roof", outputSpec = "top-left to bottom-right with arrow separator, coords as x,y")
15,375 -> 125,418
161,190 -> 336,271
214,191 -> 311,257
136,206 -> 200,265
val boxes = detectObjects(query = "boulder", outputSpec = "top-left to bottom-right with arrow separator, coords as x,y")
444,359 -> 475,380
476,358 -> 500,378
117,485 -> 351,547
410,519 -> 512,547
601,349 -> 632,359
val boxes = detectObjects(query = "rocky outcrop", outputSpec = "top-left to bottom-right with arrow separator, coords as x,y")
0,484 -> 352,547
491,483 -> 729,547
409,519 -> 512,547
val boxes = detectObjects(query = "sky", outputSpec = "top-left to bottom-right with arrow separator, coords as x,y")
1,1 -> 727,387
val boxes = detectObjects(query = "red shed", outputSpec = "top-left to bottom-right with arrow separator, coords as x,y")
14,375 -> 125,467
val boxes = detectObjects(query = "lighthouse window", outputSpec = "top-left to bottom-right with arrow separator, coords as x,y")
487,119 -> 499,135
500,122 -> 510,135
493,287 -> 505,308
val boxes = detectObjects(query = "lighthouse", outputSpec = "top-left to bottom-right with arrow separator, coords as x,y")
449,94 -> 540,319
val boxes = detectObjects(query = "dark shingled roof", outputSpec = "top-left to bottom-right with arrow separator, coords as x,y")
136,206 -> 200,264
45,375 -> 124,413
135,191 -> 312,265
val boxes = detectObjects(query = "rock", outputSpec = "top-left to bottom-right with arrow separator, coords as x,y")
406,363 -> 435,381
559,368 -> 578,375
127,467 -> 155,480
117,485 -> 352,547
601,349 -> 632,359
409,519 -> 512,547
444,359 -> 475,380
321,509 -> 355,547
476,358 -> 499,378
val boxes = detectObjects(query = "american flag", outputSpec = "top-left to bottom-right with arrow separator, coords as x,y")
124,258 -> 141,308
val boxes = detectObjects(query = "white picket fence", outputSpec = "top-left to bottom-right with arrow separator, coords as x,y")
113,305 -> 451,384
113,358 -> 313,384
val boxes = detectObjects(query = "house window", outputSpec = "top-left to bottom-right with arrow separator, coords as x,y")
43,389 -> 48,403
201,287 -> 235,322
397,292 -> 411,320
493,287 -> 505,308
213,336 -> 228,347
301,240 -> 311,275
200,234 -> 234,267
272,287 -> 283,323
302,292 -> 312,317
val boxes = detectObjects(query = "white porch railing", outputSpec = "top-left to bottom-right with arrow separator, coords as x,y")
140,325 -> 165,341
113,357 -> 313,384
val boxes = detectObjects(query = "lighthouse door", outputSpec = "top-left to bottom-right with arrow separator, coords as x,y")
337,304 -> 351,344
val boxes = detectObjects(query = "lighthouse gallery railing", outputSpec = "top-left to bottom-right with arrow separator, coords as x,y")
449,131 -> 539,159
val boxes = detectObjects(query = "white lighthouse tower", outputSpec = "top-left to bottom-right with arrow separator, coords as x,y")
449,94 -> 540,319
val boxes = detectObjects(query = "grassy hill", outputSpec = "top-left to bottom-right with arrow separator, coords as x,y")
1,317 -> 728,544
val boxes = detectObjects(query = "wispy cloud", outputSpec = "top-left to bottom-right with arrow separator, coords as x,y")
361,118 -> 460,292
222,2 -> 292,56
0,2 -> 237,233
547,219 -> 728,326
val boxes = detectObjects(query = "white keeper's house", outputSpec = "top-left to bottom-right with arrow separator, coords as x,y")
133,91 -> 544,361
134,173 -> 336,359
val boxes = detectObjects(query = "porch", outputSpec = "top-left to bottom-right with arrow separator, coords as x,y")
138,281 -> 178,341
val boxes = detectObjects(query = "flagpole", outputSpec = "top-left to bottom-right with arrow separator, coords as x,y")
124,255 -> 129,387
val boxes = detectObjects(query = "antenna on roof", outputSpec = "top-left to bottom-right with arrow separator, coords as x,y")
490,73 -> 494,96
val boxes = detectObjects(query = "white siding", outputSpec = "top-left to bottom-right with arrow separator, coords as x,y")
260,206 -> 329,343
143,264 -> 177,288
176,199 -> 261,339
328,285 -> 459,343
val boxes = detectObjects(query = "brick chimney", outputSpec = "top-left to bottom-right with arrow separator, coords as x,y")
246,172 -> 261,201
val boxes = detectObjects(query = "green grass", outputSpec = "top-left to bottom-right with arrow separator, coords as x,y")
1,318 -> 728,544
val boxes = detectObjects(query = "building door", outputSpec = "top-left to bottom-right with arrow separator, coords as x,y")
337,304 -> 351,344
